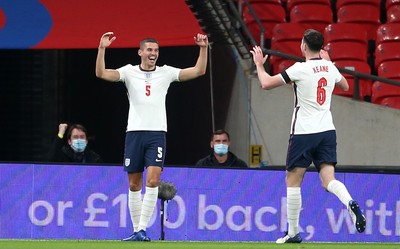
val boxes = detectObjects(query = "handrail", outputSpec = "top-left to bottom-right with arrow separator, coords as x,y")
261,48 -> 400,101
226,0 -> 257,50
241,0 -> 265,49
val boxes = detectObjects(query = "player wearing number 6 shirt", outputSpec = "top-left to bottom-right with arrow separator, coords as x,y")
96,32 -> 208,242
251,29 -> 366,244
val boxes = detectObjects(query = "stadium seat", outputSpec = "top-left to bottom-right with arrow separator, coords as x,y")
269,40 -> 303,74
325,42 -> 369,62
336,3 -> 381,40
374,43 -> 400,69
243,2 -> 286,43
245,0 -> 283,8
376,60 -> 400,107
336,0 -> 381,9
286,0 -> 331,12
376,23 -> 400,46
289,4 -> 333,33
377,60 -> 400,79
272,23 -> 304,43
333,60 -> 372,100
277,60 -> 296,74
371,81 -> 400,109
378,97 -> 400,109
324,24 -> 368,46
386,0 -> 400,10
247,0 -> 282,2
387,5 -> 400,23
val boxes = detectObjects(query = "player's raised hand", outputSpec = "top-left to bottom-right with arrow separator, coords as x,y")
319,49 -> 331,61
194,33 -> 208,47
250,46 -> 268,66
99,32 -> 116,49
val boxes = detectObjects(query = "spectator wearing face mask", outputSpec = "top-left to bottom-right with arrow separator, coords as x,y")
46,123 -> 103,164
195,129 -> 248,168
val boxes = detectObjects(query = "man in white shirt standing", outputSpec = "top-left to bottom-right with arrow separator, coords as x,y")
96,32 -> 208,241
250,29 -> 366,243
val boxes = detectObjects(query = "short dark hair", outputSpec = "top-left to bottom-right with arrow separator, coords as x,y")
211,129 -> 230,141
140,38 -> 159,49
303,29 -> 324,52
66,124 -> 87,140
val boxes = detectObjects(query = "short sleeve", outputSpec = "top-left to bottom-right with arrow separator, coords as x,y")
116,64 -> 131,82
331,62 -> 343,83
284,62 -> 303,82
164,65 -> 181,82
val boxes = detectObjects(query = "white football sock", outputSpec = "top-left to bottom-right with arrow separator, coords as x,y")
138,186 -> 158,231
128,189 -> 142,233
327,179 -> 352,206
287,187 -> 301,237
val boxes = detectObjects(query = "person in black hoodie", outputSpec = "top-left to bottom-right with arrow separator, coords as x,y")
195,129 -> 248,168
47,123 -> 102,163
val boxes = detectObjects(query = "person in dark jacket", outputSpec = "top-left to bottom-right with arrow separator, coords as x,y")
47,123 -> 103,163
195,129 -> 248,168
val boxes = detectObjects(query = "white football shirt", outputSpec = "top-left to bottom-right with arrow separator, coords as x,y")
280,59 -> 343,135
117,64 -> 181,132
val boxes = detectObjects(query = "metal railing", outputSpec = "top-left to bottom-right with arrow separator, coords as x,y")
234,0 -> 400,101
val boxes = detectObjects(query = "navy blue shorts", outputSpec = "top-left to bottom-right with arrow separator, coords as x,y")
286,130 -> 337,172
123,131 -> 166,173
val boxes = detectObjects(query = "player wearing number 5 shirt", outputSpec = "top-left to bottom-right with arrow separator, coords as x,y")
96,32 -> 208,241
251,29 -> 365,243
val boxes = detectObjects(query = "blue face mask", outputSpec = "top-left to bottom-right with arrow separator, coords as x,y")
214,144 -> 229,156
71,139 -> 87,152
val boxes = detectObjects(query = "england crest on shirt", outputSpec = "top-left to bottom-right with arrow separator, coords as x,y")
125,158 -> 130,167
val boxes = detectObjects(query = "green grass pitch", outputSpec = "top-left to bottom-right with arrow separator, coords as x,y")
0,240 -> 399,249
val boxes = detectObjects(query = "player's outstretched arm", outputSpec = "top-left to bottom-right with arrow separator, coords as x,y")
179,33 -> 208,81
95,32 -> 120,82
250,46 -> 284,90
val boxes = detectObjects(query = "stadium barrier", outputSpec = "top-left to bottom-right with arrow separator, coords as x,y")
0,163 -> 398,242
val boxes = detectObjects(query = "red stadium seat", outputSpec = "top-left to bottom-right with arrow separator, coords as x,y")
269,40 -> 302,74
244,0 -> 283,8
325,42 -> 369,62
286,0 -> 331,12
336,0 -> 381,9
374,43 -> 400,69
243,2 -> 286,43
333,60 -> 372,100
377,60 -> 400,79
272,23 -> 304,43
387,5 -> 400,23
289,4 -> 333,33
386,0 -> 400,10
372,81 -> 400,109
247,0 -> 282,4
324,24 -> 368,46
247,0 -> 282,3
277,60 -> 296,74
378,97 -> 400,109
376,23 -> 400,46
337,4 -> 381,40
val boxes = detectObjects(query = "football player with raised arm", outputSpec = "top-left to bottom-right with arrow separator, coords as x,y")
96,32 -> 208,241
250,29 -> 366,243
